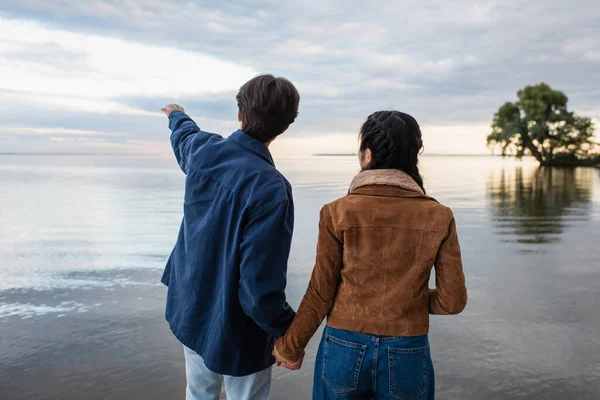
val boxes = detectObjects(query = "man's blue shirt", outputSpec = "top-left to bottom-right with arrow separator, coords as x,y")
162,110 -> 295,376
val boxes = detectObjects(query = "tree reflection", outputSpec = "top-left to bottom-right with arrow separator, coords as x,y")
487,166 -> 594,245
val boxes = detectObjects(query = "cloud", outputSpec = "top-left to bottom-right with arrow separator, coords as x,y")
0,0 -> 599,155
0,16 -> 256,110
562,35 -> 600,62
0,90 -> 160,117
0,126 -> 132,137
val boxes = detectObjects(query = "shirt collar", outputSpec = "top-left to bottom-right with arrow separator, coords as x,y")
228,130 -> 275,166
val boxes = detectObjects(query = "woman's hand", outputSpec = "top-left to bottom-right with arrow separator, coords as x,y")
272,347 -> 304,371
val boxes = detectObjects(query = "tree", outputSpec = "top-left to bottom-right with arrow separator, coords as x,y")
487,83 -> 598,166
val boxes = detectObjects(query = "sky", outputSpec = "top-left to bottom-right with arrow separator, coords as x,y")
0,0 -> 599,157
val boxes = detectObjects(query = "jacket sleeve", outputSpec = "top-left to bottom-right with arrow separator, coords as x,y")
168,110 -> 220,174
275,205 -> 343,361
429,209 -> 468,315
238,200 -> 296,338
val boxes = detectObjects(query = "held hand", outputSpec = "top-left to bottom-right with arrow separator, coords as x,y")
272,347 -> 304,371
161,104 -> 185,117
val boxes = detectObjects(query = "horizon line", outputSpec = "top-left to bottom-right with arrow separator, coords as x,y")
0,152 -> 501,157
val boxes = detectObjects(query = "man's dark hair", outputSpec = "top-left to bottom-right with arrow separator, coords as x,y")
236,74 -> 300,142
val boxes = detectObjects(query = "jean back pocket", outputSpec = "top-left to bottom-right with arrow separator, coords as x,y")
322,334 -> 367,394
388,345 -> 429,400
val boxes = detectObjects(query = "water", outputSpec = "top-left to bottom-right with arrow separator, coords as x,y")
1,154 -> 599,399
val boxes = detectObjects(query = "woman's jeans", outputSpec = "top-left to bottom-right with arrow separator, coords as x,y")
313,326 -> 434,400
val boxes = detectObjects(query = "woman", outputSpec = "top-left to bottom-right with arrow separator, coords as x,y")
274,111 -> 468,399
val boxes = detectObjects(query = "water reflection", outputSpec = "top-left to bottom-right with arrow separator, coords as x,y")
487,166 -> 594,245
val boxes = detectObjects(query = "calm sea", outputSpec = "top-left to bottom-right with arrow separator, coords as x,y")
1,154 -> 599,399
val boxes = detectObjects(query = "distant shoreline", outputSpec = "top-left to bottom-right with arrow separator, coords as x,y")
0,152 -> 160,156
313,153 -> 358,157
314,153 -> 495,157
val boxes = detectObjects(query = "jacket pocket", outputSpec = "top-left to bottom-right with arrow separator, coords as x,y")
388,345 -> 429,400
322,334 -> 367,394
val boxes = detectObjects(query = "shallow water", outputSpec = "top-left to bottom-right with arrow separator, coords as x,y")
1,155 -> 599,399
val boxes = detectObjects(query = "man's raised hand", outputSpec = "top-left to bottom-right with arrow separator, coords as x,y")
161,104 -> 185,117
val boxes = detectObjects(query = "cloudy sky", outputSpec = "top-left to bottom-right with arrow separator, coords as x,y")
0,0 -> 599,156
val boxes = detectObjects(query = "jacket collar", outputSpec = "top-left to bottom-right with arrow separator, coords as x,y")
229,130 -> 275,166
349,169 -> 424,194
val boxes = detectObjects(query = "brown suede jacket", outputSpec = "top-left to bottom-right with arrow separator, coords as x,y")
275,169 -> 467,361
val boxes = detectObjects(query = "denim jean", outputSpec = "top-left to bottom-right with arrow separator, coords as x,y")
313,326 -> 434,400
183,346 -> 272,400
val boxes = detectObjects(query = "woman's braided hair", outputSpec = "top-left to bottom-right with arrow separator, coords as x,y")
359,111 -> 426,194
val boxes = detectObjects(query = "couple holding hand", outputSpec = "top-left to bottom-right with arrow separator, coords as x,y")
161,75 -> 467,400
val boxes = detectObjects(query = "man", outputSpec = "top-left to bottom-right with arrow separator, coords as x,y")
161,75 -> 302,400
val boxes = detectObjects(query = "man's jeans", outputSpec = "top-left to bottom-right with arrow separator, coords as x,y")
183,346 -> 272,400
313,326 -> 435,400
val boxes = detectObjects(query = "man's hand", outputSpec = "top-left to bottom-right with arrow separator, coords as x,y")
161,104 -> 185,117
272,347 -> 304,371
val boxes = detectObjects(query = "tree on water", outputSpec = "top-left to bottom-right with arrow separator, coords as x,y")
487,83 -> 598,166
